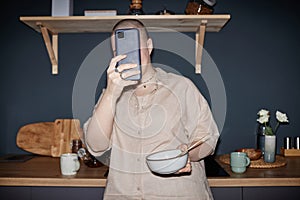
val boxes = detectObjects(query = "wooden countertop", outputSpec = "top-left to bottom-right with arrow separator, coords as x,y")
0,156 -> 299,187
0,156 -> 108,187
213,156 -> 300,187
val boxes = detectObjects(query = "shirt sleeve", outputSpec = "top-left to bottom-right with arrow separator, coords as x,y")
82,89 -> 112,157
182,78 -> 220,155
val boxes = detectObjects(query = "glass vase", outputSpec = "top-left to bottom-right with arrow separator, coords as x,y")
264,135 -> 276,163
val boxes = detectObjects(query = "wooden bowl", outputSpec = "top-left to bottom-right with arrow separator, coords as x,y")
236,148 -> 262,160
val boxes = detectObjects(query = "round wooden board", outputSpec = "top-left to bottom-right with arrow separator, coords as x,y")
219,154 -> 287,169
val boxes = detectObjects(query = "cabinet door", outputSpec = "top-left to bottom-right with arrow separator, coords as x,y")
211,187 -> 242,200
243,187 -> 299,200
0,186 -> 31,200
32,187 -> 104,200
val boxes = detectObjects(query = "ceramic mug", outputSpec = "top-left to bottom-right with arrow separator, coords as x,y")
230,152 -> 250,173
60,153 -> 80,175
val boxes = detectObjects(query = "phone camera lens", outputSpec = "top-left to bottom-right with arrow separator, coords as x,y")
118,32 -> 124,39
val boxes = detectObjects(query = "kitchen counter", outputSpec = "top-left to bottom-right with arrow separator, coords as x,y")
214,155 -> 300,187
0,155 -> 300,187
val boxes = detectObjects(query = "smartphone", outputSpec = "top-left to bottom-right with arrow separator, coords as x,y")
115,28 -> 141,81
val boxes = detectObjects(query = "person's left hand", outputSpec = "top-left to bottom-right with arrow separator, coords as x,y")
176,144 -> 192,174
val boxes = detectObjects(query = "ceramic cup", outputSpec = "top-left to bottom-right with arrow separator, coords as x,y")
230,152 -> 250,173
60,153 -> 80,175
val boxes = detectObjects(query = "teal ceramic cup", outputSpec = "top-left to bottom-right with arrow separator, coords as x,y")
230,152 -> 250,173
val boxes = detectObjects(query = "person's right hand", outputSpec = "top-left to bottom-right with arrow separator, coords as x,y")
105,54 -> 140,97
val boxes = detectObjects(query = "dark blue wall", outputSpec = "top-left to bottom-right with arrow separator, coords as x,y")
1,0 -> 300,156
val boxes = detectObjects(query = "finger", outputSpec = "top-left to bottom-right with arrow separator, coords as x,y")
177,144 -> 188,153
109,70 -> 138,86
108,70 -> 121,82
116,63 -> 138,73
119,70 -> 141,80
175,157 -> 191,174
107,55 -> 127,73
176,162 -> 192,174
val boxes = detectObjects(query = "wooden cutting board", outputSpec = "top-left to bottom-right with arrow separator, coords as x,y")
16,119 -> 82,157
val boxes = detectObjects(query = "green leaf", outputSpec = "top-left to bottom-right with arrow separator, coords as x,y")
265,126 -> 274,135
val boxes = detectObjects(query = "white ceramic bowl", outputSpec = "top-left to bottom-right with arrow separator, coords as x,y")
146,149 -> 188,174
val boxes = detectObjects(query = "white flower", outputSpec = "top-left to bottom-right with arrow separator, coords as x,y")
257,109 -> 269,116
276,111 -> 289,123
256,108 -> 289,135
257,114 -> 269,124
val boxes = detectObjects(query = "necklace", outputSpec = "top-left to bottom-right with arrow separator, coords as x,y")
141,71 -> 156,88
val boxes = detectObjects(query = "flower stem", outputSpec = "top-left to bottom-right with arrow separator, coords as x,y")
274,122 -> 280,134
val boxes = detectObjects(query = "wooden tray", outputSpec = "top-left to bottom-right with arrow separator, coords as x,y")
219,154 -> 287,169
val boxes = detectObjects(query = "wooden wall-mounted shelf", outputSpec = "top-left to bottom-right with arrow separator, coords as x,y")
20,15 -> 230,74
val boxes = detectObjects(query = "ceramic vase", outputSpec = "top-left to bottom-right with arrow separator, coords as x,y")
264,135 -> 276,163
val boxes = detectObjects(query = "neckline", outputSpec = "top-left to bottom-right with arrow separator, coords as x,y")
140,68 -> 157,89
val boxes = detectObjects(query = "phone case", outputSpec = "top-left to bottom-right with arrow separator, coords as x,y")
115,28 -> 141,81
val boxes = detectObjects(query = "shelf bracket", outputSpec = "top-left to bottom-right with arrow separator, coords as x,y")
38,23 -> 58,74
195,20 -> 207,74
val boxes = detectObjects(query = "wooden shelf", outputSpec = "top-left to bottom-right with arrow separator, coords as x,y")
20,15 -> 230,74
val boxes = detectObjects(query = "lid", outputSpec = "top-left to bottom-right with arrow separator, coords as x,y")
203,0 -> 216,7
77,148 -> 87,158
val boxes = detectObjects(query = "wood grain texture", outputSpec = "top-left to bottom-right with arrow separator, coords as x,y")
0,156 -> 299,187
0,156 -> 108,187
19,15 -> 230,75
16,122 -> 54,156
280,148 -> 300,156
213,156 -> 300,187
17,119 -> 82,157
19,15 -> 230,33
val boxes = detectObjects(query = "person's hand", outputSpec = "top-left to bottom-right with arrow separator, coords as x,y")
106,54 -> 140,97
176,144 -> 192,174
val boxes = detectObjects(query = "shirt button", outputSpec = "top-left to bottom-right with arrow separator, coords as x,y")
137,187 -> 140,191
137,158 -> 140,162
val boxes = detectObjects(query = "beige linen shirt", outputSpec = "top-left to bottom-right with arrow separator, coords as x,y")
84,68 -> 219,200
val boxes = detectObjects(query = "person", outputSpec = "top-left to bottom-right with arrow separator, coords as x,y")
83,19 -> 220,200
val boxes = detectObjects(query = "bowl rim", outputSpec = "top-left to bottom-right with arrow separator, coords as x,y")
146,149 -> 186,162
